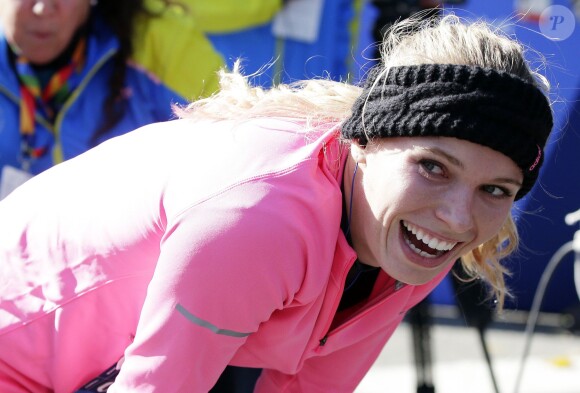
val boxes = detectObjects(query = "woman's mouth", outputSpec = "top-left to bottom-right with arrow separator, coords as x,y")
32,31 -> 53,40
401,220 -> 457,259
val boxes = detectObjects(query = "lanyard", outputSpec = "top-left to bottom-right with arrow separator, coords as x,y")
15,38 -> 86,165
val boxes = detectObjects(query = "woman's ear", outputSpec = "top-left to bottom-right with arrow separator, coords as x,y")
350,140 -> 367,165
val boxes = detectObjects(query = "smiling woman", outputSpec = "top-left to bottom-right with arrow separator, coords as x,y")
0,12 -> 553,393
343,136 -> 523,288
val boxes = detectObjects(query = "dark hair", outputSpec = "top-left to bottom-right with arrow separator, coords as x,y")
91,0 -> 175,144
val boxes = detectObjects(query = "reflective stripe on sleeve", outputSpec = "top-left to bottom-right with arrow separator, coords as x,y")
175,303 -> 253,338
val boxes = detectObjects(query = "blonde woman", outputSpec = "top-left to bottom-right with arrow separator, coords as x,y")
0,14 -> 552,393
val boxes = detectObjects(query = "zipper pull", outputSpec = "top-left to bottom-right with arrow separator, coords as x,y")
395,280 -> 405,291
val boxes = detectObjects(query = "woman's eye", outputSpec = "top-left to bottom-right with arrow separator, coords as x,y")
420,160 -> 444,176
482,185 -> 511,198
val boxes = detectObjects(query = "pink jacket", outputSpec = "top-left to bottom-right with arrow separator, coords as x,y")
0,118 -> 450,392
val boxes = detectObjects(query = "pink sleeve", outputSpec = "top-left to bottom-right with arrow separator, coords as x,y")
108,193 -> 308,392
255,316 -> 404,393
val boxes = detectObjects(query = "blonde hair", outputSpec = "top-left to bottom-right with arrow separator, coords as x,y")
177,13 -> 550,311
175,63 -> 361,129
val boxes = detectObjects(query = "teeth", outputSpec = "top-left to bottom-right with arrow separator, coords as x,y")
428,238 -> 440,249
402,221 -> 457,252
406,238 -> 438,258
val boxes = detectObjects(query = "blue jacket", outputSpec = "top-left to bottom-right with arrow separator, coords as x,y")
0,12 -> 221,182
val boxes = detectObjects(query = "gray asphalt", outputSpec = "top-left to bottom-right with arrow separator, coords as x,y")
356,306 -> 580,393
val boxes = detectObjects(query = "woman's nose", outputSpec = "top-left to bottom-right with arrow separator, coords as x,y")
435,187 -> 475,234
32,0 -> 56,16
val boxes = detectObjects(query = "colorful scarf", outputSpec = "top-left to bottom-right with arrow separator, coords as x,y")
15,38 -> 86,159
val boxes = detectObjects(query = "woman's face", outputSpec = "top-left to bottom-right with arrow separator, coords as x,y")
0,0 -> 92,65
346,136 -> 522,285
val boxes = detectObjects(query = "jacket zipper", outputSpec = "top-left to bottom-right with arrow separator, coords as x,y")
319,278 -> 405,346
52,47 -> 117,164
318,254 -> 357,346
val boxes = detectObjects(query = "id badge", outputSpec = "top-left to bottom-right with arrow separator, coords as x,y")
0,165 -> 34,200
272,0 -> 324,43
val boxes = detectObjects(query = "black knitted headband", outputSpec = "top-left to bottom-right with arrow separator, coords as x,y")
341,63 -> 553,200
